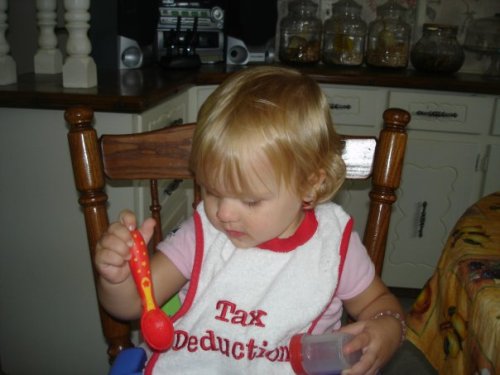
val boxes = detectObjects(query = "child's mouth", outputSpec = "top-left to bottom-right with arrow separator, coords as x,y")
226,229 -> 245,238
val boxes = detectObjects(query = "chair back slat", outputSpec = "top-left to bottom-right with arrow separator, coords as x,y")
101,123 -> 195,180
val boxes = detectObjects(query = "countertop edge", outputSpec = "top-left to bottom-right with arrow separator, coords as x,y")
0,64 -> 499,113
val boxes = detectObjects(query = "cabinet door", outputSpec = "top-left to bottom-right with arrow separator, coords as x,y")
381,138 -> 481,288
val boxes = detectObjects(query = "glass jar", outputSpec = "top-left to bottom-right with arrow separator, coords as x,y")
411,24 -> 465,74
464,14 -> 500,78
279,0 -> 322,65
322,0 -> 367,66
366,0 -> 411,68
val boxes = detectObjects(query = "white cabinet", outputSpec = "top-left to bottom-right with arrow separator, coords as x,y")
323,87 -> 498,288
382,90 -> 498,288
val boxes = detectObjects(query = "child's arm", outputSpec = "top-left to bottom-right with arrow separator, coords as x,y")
95,210 -> 187,320
339,275 -> 405,375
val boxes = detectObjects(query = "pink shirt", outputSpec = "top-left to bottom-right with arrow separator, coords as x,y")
157,212 -> 375,333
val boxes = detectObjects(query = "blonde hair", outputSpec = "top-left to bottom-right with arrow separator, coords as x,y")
189,66 -> 346,206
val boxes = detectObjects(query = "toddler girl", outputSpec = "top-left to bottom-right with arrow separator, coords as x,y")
95,66 -> 405,375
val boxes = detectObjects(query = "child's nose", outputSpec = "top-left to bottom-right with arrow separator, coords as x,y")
216,199 -> 238,223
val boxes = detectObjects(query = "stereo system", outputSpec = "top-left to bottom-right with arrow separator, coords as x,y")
89,0 -> 278,69
155,0 -> 225,65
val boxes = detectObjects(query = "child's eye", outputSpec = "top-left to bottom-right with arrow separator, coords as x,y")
244,200 -> 261,207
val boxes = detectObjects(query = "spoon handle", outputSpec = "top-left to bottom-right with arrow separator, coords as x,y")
128,230 -> 158,313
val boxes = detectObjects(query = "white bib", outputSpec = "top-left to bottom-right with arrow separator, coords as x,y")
147,202 -> 351,374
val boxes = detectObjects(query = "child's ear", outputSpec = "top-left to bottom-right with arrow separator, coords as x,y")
309,169 -> 326,191
302,170 -> 326,208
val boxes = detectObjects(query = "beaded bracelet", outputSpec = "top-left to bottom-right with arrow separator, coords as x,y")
371,310 -> 407,345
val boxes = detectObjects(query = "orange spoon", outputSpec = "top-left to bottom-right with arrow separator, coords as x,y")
128,230 -> 174,351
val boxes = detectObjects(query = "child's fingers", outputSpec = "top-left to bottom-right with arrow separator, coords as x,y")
139,217 -> 157,244
118,209 -> 137,231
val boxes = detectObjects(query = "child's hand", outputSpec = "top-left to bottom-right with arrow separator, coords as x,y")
339,316 -> 402,375
95,209 -> 155,285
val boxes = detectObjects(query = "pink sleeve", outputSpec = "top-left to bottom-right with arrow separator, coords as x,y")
336,231 -> 375,300
156,216 -> 196,279
310,231 -> 375,334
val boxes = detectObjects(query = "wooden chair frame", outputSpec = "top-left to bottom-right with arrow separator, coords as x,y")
65,106 -> 410,362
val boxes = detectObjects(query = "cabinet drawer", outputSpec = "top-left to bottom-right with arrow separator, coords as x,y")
136,90 -> 188,131
389,90 -> 494,134
321,85 -> 388,127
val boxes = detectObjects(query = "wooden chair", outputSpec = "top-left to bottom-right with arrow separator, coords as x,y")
65,106 -> 410,362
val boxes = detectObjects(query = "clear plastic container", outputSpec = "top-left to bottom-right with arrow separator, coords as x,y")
322,0 -> 367,66
365,0 -> 411,68
290,332 -> 362,375
279,0 -> 322,65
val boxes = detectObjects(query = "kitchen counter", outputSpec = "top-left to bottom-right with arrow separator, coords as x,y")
0,63 -> 499,113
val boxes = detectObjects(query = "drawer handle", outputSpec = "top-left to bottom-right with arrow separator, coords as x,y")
415,110 -> 458,118
330,103 -> 352,110
418,201 -> 427,238
164,179 -> 182,196
170,118 -> 184,126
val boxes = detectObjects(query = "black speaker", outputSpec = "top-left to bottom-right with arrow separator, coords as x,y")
89,0 -> 158,69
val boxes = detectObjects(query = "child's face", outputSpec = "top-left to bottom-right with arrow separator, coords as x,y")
201,158 -> 305,249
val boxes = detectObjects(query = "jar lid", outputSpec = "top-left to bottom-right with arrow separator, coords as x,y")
422,23 -> 459,37
423,23 -> 458,32
331,0 -> 362,15
377,0 -> 407,17
289,0 -> 319,13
